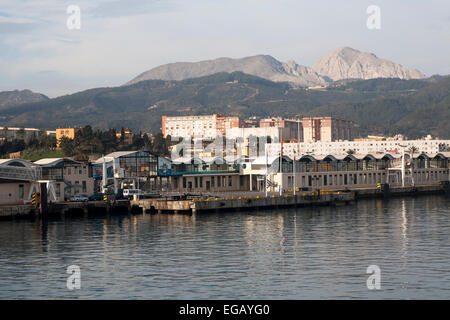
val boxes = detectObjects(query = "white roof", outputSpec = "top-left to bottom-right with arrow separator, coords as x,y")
94,151 -> 140,164
0,159 -> 35,167
34,158 -> 64,165
251,156 -> 281,165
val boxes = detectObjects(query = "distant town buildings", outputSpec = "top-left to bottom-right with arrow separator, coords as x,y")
0,126 -> 40,141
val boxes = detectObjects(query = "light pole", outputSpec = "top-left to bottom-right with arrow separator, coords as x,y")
293,150 -> 296,196
279,143 -> 282,196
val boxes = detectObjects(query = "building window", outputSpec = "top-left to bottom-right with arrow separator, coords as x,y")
56,183 -> 61,198
211,176 -> 215,187
18,184 -> 24,199
228,176 -> 232,187
82,181 -> 87,193
183,177 -> 187,188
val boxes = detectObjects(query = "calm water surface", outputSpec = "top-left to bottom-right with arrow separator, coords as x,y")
0,195 -> 449,299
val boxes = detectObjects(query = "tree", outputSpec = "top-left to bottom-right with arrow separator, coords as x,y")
59,136 -> 76,157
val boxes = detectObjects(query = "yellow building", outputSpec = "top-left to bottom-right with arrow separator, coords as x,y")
56,128 -> 81,147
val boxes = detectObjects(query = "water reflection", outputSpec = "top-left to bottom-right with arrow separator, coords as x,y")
0,195 -> 449,299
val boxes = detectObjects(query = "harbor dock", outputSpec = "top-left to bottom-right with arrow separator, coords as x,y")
1,183 -> 449,219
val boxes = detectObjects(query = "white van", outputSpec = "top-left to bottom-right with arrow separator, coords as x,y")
122,189 -> 142,199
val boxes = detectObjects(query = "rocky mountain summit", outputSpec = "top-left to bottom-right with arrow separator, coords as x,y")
127,47 -> 426,87
312,47 -> 426,81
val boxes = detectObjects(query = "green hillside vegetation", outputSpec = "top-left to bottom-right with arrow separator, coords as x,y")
0,72 -> 448,138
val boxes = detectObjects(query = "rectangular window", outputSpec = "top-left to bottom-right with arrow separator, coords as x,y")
211,176 -> 215,187
218,176 -> 221,187
183,177 -> 186,188
228,176 -> 232,187
56,183 -> 61,198
199,177 -> 203,188
18,184 -> 24,199
82,181 -> 87,193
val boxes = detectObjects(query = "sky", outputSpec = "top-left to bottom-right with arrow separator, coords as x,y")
0,0 -> 449,97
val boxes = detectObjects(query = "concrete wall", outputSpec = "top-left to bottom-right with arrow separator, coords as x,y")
0,182 -> 32,205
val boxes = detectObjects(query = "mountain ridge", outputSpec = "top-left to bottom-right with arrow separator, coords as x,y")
1,72 -> 447,138
0,89 -> 49,111
127,47 -> 426,87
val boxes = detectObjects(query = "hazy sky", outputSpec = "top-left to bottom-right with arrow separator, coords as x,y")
1,0 -> 449,97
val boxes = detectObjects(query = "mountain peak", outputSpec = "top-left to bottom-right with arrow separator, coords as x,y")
312,47 -> 426,81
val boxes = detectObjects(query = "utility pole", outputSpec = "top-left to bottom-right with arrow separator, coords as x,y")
293,150 -> 296,196
265,144 -> 268,197
279,142 -> 282,196
401,148 -> 405,187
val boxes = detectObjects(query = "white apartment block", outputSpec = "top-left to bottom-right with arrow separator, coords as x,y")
267,140 -> 450,158
162,115 -> 218,140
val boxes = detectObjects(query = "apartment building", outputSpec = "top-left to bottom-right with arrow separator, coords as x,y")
162,114 -> 243,139
260,117 -> 303,141
302,117 -> 353,142
267,139 -> 450,158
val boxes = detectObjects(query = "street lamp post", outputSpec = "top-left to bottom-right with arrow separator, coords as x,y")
293,150 -> 296,196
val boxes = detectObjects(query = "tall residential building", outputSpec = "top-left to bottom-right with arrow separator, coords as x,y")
302,117 -> 353,142
162,114 -> 242,139
259,117 -> 303,141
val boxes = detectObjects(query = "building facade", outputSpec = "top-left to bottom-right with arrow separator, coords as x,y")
267,139 -> 450,158
302,117 -> 353,142
34,158 -> 94,201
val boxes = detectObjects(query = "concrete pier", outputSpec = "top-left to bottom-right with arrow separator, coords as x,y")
132,191 -> 355,214
1,183 -> 448,219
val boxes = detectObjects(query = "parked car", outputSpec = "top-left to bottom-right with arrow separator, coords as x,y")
88,193 -> 105,201
70,194 -> 89,202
